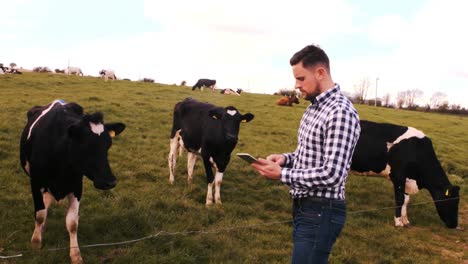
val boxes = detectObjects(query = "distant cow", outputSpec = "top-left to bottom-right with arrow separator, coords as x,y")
20,100 -> 125,263
221,88 -> 242,96
351,120 -> 460,228
55,69 -> 65,74
168,98 -> 254,205
192,79 -> 216,92
276,94 -> 299,106
99,69 -> 117,81
66,67 -> 83,76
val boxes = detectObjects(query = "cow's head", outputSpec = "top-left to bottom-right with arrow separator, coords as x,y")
208,106 -> 254,142
99,69 -> 106,76
435,185 -> 460,228
68,112 -> 125,190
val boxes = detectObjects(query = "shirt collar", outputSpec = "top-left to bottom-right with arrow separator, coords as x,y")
309,84 -> 340,106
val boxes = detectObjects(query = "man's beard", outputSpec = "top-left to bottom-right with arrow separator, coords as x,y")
304,93 -> 317,102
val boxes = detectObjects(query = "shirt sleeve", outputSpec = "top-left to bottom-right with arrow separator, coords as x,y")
282,152 -> 295,168
280,108 -> 360,188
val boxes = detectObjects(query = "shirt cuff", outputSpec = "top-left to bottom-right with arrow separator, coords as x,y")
280,167 -> 292,187
283,154 -> 293,168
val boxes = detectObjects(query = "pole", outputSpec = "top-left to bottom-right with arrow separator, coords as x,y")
375,77 -> 379,107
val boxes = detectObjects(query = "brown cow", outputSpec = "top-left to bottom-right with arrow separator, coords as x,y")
276,94 -> 299,106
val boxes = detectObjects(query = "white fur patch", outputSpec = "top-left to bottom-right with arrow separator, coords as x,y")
227,110 -> 237,116
90,122 -> 104,135
394,216 -> 404,227
27,100 -> 67,140
214,171 -> 224,204
393,127 -> 425,145
405,179 -> 419,194
25,161 -> 30,175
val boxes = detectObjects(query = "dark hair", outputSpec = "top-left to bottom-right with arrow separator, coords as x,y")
289,44 -> 330,72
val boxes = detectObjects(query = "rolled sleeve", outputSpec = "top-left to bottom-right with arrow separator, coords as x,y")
282,153 -> 295,168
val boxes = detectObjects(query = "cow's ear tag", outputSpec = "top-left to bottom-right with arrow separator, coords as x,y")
242,120 -> 247,123
109,130 -> 116,138
445,189 -> 449,196
212,115 -> 218,120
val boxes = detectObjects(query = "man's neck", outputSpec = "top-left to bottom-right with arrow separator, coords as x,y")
319,79 -> 335,94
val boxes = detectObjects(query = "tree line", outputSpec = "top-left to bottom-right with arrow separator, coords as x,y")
350,77 -> 467,115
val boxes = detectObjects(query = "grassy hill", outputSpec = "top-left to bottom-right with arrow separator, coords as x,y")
0,73 -> 466,263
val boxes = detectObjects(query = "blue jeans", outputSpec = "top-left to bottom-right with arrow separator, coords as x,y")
291,197 -> 346,264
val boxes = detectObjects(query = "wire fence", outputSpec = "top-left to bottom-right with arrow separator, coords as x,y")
1,197 -> 463,260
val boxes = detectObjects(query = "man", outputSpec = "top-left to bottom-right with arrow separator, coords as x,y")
252,44 -> 361,263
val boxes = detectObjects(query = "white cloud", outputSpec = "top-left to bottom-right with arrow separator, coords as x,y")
368,15 -> 410,45
335,0 -> 468,107
140,0 -> 359,90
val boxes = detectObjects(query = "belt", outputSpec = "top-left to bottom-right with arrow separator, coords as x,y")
293,196 -> 345,206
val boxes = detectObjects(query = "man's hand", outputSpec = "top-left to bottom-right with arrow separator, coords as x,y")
266,154 -> 286,166
251,158 -> 282,180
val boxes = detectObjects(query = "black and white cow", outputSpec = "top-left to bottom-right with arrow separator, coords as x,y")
192,79 -> 216,91
99,69 -> 117,81
221,88 -> 242,96
168,98 -> 254,205
351,120 -> 460,228
20,100 -> 125,263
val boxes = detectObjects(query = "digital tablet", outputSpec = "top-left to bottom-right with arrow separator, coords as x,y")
236,153 -> 258,164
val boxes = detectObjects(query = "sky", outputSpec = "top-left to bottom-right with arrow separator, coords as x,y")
1,0 -> 468,107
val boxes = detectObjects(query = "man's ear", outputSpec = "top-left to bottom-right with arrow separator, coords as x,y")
241,113 -> 254,123
105,123 -> 126,137
208,108 -> 224,120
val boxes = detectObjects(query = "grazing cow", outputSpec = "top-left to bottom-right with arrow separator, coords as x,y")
350,120 -> 460,228
55,69 -> 65,74
220,88 -> 242,96
168,98 -> 254,205
0,65 -> 22,74
276,94 -> 299,106
99,69 -> 117,81
192,79 -> 216,92
66,67 -> 83,76
20,100 -> 125,263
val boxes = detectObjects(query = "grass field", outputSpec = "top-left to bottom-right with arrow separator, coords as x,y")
0,73 -> 466,263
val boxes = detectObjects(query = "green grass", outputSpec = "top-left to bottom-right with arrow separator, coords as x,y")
0,73 -> 466,263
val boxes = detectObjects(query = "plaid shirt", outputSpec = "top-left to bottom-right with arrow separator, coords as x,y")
280,84 -> 360,200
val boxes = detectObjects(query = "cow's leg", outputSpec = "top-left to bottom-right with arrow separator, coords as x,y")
178,137 -> 184,157
168,130 -> 181,184
391,176 -> 407,227
187,152 -> 197,185
66,193 -> 82,264
31,181 -> 47,249
214,171 -> 224,204
400,179 -> 419,226
202,155 -> 214,206
38,192 -> 55,233
213,157 -> 229,205
401,194 -> 411,226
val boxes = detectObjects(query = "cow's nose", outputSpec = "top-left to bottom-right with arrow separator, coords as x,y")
94,180 -> 116,190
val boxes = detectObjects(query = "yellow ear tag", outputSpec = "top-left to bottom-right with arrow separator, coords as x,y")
445,189 -> 449,196
242,120 -> 247,123
109,130 -> 116,138
212,115 -> 218,120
